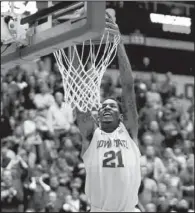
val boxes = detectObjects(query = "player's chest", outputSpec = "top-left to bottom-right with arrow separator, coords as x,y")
93,135 -> 138,168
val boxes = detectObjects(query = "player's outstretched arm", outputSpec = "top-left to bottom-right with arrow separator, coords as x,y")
106,11 -> 139,144
117,41 -> 139,143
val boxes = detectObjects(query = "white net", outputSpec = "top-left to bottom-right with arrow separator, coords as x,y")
53,30 -> 120,112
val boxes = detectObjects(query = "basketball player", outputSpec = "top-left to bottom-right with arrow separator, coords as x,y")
76,17 -> 141,212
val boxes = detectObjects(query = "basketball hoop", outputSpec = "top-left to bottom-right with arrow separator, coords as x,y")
54,26 -> 120,112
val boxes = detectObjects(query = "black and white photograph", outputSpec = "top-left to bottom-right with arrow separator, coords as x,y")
1,1 -> 194,212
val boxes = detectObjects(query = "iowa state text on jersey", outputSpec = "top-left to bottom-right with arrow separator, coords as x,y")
97,139 -> 129,149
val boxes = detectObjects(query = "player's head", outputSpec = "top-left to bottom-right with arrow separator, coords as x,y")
98,97 -> 123,132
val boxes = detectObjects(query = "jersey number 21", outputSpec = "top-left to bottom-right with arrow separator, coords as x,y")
103,150 -> 124,168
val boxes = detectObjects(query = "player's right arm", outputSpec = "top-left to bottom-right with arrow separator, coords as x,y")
76,110 -> 97,157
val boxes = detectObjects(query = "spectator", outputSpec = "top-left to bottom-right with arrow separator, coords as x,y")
162,148 -> 181,175
100,74 -> 115,100
142,57 -> 151,71
148,121 -> 165,156
1,169 -> 23,212
15,69 -> 27,91
177,199 -> 190,213
47,91 -> 74,146
180,112 -> 194,139
139,166 -> 157,208
180,157 -> 194,209
34,60 -> 50,83
160,105 -> 181,148
23,109 -> 42,146
47,74 -> 57,94
139,98 -> 161,130
19,143 -> 37,169
145,82 -> 162,110
148,72 -> 160,90
49,175 -> 70,207
0,101 -> 12,139
141,146 -> 166,181
139,132 -> 154,154
22,75 -> 37,109
50,157 -> 71,177
144,203 -> 157,212
1,143 -> 16,169
1,82 -> 13,117
156,182 -> 170,212
160,72 -> 176,104
33,83 -> 55,111
183,140 -> 193,156
5,71 -> 21,110
166,97 -> 183,121
134,77 -> 147,112
45,191 -> 62,212
25,173 -> 50,211
9,125 -> 25,152
63,189 -> 81,212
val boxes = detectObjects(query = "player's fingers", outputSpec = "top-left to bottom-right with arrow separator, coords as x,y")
105,11 -> 119,31
105,11 -> 114,23
106,21 -> 119,31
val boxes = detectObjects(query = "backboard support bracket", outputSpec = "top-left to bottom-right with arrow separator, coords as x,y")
1,1 -> 106,75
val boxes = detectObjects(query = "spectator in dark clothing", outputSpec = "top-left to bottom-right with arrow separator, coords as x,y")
22,75 -> 37,109
1,82 -> 14,117
1,101 -> 12,139
160,72 -> 176,104
160,106 -> 181,148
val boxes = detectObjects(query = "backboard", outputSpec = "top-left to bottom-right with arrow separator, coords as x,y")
1,1 -> 106,75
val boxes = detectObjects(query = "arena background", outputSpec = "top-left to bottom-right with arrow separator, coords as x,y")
1,1 -> 194,212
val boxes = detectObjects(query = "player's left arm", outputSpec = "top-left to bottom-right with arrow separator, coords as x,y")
117,41 -> 139,145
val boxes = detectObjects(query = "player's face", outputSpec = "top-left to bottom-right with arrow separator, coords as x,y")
99,99 -> 121,124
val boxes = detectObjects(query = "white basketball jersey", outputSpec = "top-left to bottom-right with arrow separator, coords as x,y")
82,123 -> 141,212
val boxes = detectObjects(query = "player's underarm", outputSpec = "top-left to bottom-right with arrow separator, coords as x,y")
121,88 -> 138,120
117,42 -> 138,139
121,88 -> 139,139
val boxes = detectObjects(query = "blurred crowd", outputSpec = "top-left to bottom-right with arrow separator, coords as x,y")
1,58 -> 194,212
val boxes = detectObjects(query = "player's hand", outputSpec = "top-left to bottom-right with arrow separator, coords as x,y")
106,10 -> 115,24
105,10 -> 119,32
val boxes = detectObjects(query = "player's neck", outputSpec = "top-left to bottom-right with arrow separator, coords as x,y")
101,122 -> 119,133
